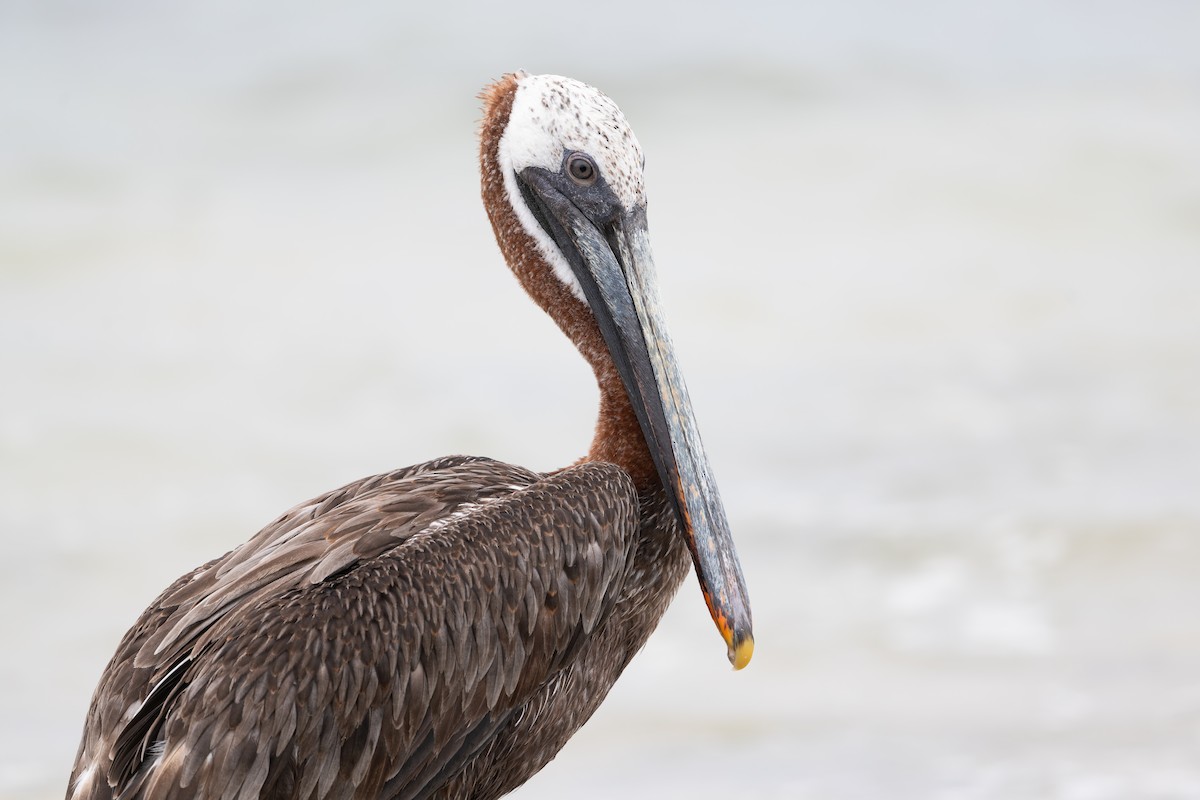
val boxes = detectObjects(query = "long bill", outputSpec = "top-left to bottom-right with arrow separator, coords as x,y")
519,171 -> 754,669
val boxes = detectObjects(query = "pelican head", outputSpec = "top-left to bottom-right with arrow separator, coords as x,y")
480,73 -> 753,669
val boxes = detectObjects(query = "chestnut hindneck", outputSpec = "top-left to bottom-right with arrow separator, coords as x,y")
478,75 -> 658,489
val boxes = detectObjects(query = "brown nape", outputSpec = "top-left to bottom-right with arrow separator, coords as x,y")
478,75 -> 658,490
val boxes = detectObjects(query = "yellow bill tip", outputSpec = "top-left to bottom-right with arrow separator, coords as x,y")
727,633 -> 754,671
709,592 -> 753,670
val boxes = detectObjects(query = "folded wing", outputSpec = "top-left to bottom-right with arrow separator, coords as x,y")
68,456 -> 640,800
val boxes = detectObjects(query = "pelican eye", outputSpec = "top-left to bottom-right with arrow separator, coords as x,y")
566,153 -> 597,186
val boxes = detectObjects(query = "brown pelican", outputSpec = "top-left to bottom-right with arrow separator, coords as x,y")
68,71 -> 753,800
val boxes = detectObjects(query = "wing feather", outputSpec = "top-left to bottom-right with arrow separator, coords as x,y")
67,457 -> 639,800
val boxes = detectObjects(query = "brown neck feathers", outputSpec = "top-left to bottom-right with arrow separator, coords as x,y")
477,74 -> 658,488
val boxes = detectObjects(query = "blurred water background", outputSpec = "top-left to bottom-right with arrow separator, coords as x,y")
3,1 -> 1199,798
